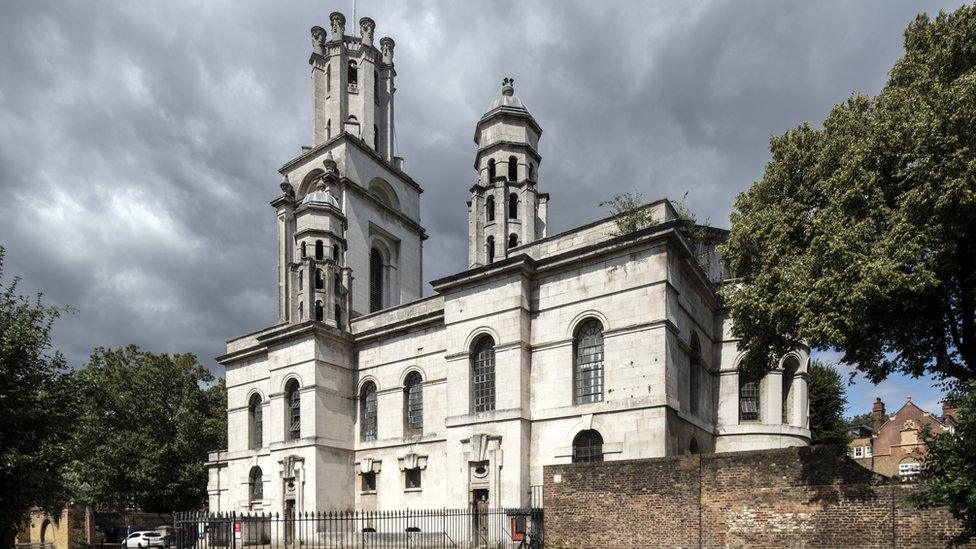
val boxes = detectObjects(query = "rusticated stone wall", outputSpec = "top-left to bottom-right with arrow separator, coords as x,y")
543,445 -> 970,548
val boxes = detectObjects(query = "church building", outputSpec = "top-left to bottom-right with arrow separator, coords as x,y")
205,11 -> 811,515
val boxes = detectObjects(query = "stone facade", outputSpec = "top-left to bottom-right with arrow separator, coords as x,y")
543,446 -> 972,548
205,11 -> 811,515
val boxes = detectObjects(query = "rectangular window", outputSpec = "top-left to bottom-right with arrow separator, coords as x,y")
361,472 -> 377,492
899,462 -> 920,476
739,378 -> 760,421
853,447 -> 863,458
865,446 -> 873,458
405,469 -> 422,490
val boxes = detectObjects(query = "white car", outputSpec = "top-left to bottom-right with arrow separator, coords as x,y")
121,531 -> 167,548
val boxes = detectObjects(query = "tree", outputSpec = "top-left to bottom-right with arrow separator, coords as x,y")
69,346 -> 226,512
722,5 -> 976,538
723,5 -> 976,386
0,248 -> 77,546
846,412 -> 877,430
807,361 -> 850,445
914,382 -> 976,545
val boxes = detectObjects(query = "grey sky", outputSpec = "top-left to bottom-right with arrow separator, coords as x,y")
0,0 -> 964,415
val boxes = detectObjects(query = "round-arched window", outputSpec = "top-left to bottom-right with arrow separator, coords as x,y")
572,430 -> 604,463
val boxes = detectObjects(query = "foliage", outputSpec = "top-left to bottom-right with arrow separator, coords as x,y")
722,5 -> 976,387
846,412 -> 877,430
808,361 -> 850,445
914,383 -> 976,544
69,345 -> 226,512
0,247 -> 77,546
600,191 -> 660,236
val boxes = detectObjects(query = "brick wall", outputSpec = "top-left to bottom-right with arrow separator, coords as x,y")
543,446 -> 971,548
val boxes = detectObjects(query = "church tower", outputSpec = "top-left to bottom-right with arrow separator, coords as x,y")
468,78 -> 548,267
272,12 -> 425,325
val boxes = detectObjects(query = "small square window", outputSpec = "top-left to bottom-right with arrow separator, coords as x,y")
361,472 -> 376,492
854,447 -> 863,458
865,446 -> 873,457
405,469 -> 422,490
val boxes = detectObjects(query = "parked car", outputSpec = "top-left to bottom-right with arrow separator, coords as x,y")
106,525 -> 141,544
121,531 -> 167,548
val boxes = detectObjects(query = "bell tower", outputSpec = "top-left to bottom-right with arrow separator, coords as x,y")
468,78 -> 548,268
310,13 -> 396,160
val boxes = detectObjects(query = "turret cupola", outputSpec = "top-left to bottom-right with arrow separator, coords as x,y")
467,78 -> 549,268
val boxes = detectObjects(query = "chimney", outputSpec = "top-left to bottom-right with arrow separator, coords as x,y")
872,397 -> 886,427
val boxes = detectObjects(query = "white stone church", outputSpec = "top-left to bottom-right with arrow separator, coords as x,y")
206,11 -> 811,516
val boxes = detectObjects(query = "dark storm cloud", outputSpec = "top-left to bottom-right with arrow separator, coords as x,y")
0,0 -> 965,397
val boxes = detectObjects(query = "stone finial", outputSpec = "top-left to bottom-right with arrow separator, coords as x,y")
310,26 -> 327,55
323,153 -> 339,177
379,37 -> 395,64
330,12 -> 346,39
280,175 -> 295,198
359,17 -> 375,47
502,77 -> 515,97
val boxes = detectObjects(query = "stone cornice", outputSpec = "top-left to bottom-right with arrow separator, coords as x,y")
472,140 -> 543,170
216,320 -> 353,365
474,106 -> 543,142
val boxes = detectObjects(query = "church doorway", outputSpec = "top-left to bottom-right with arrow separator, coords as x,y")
471,489 -> 489,541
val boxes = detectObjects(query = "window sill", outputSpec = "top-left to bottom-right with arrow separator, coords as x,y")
404,487 -> 422,493
360,490 -> 377,496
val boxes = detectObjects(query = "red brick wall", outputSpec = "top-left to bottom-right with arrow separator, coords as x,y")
543,446 -> 971,548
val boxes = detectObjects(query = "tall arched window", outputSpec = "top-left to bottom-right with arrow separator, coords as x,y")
782,356 -> 799,424
507,155 -> 518,181
361,382 -> 377,442
738,371 -> 760,422
301,241 -> 307,258
332,244 -> 340,260
286,379 -> 301,440
572,430 -> 604,463
370,247 -> 383,313
249,466 -> 263,501
333,272 -> 342,295
528,163 -> 535,180
574,319 -> 605,404
508,234 -> 519,249
486,236 -> 495,264
315,269 -> 324,289
315,240 -> 324,260
488,159 -> 497,181
314,300 -> 323,321
471,336 -> 496,412
508,192 -> 518,219
404,372 -> 423,433
348,60 -> 358,85
689,333 -> 702,415
248,394 -> 263,450
485,195 -> 495,222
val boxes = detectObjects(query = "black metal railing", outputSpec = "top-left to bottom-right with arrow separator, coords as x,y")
175,507 -> 543,548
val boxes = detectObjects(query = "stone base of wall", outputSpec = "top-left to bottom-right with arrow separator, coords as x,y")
543,445 -> 970,548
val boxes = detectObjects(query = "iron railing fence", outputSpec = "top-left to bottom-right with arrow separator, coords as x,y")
175,507 -> 542,549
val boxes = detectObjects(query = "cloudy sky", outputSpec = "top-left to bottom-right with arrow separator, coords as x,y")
0,0 -> 965,417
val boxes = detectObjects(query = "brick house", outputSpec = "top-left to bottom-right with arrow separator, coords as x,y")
849,396 -> 959,478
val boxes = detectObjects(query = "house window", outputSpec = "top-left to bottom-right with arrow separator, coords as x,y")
866,445 -> 873,457
471,336 -> 496,413
689,333 -> 701,415
315,240 -> 324,260
314,300 -> 323,321
370,248 -> 383,313
286,379 -> 301,440
573,319 -> 604,405
485,195 -> 495,222
854,446 -> 864,458
405,469 -> 422,490
249,466 -> 263,501
361,382 -> 377,442
404,372 -> 423,433
572,430 -> 604,463
508,192 -> 518,219
361,471 -> 376,492
486,236 -> 495,264
248,394 -> 263,450
738,371 -> 760,422
508,234 -> 518,249
348,60 -> 358,85
507,155 -> 518,181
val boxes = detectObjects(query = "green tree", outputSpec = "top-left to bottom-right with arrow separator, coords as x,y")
0,248 -> 77,546
915,383 -> 976,545
807,361 -> 850,445
69,346 -> 226,512
722,5 -> 976,539
846,412 -> 877,430
723,6 -> 976,386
